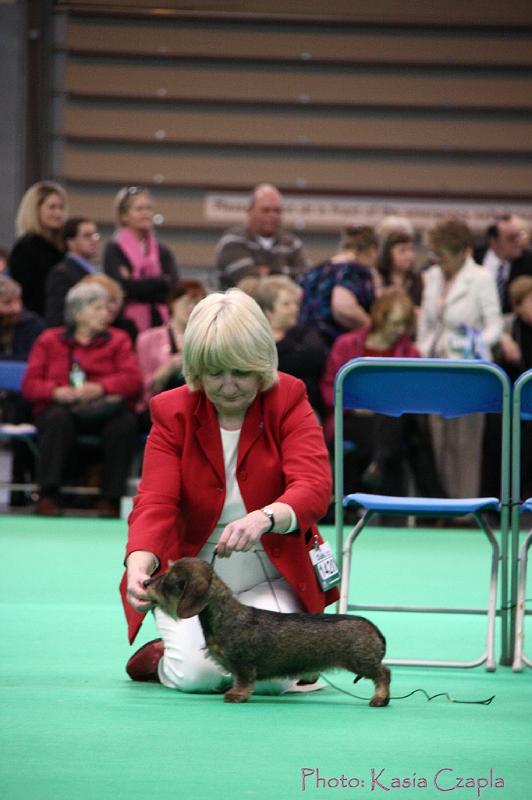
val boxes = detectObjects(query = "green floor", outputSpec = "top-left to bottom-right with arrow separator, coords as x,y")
1,515 -> 531,800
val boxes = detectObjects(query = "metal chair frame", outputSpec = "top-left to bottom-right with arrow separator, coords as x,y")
511,370 -> 532,671
334,357 -> 511,670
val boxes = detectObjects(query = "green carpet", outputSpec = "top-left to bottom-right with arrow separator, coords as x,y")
1,515 -> 531,800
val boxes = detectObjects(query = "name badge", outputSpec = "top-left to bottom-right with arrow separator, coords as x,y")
309,541 -> 340,591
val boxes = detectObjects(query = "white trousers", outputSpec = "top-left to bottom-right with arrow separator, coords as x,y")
155,545 -> 304,694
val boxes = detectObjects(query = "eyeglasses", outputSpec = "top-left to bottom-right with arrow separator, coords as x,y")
125,186 -> 148,196
79,232 -> 100,240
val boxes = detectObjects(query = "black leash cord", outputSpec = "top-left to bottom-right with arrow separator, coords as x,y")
319,674 -> 495,705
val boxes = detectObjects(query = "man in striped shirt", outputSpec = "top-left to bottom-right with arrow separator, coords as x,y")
215,184 -> 309,290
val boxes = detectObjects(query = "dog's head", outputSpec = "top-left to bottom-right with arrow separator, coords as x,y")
143,557 -> 213,619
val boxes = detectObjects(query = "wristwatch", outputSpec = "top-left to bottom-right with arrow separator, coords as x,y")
260,506 -> 275,532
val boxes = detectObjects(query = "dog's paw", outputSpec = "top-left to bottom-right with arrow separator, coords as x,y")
369,696 -> 390,707
224,689 -> 250,703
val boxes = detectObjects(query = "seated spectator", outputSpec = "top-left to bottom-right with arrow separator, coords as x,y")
136,278 -> 207,426
321,288 -> 444,499
103,186 -> 179,333
45,217 -> 100,326
80,273 -> 138,344
22,282 -> 142,517
0,275 -> 44,504
215,184 -> 308,289
0,276 -> 44,362
298,226 -> 376,346
255,275 -> 328,419
377,229 -> 423,310
9,181 -> 67,317
417,219 -> 503,499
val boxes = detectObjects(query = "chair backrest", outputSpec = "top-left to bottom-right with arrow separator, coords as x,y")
0,360 -> 27,392
333,358 -> 512,551
511,369 -> 532,505
514,369 -> 532,423
335,357 -> 508,418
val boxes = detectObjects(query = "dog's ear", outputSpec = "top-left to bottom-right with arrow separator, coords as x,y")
175,562 -> 211,618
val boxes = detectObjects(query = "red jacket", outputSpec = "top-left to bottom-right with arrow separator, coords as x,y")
320,326 -> 420,442
121,372 -> 337,643
22,326 -> 142,414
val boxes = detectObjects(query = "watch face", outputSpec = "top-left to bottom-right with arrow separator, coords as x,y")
261,507 -> 274,529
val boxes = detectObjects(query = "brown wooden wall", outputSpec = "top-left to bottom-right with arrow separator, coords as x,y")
51,3 -> 532,279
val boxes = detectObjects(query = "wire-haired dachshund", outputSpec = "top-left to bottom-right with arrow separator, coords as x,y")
143,557 -> 391,706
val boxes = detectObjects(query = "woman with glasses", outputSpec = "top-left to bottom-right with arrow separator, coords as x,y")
103,186 -> 179,334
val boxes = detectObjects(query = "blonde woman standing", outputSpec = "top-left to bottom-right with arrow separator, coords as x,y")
103,186 -> 179,333
9,181 -> 67,316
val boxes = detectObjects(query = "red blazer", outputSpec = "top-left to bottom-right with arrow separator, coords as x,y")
22,326 -> 142,415
121,372 -> 337,643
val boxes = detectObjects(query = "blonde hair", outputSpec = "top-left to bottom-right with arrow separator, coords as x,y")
183,289 -> 278,391
15,181 -> 67,239
113,186 -> 153,227
370,287 -> 415,337
254,275 -> 300,313
80,272 -> 124,304
508,275 -> 532,309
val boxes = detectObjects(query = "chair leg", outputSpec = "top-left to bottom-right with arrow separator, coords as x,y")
513,531 -> 532,672
339,511 -> 373,614
475,513 -> 500,672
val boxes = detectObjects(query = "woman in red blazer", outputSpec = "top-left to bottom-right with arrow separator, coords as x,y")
123,289 -> 337,694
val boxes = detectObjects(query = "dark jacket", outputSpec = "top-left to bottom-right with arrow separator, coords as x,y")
103,240 -> 179,305
44,255 -> 95,327
1,309 -> 45,361
474,246 -> 532,313
276,324 -> 328,418
9,234 -> 65,317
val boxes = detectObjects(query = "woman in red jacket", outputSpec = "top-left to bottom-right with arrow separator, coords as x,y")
123,289 -> 337,695
22,281 -> 142,517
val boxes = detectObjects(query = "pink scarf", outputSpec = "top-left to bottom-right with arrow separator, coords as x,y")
116,228 -> 169,333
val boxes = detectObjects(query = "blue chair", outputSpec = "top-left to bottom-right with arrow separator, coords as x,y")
0,361 -> 38,487
334,357 -> 511,670
511,369 -> 532,671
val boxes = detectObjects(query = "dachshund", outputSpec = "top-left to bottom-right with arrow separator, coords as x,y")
143,557 -> 391,706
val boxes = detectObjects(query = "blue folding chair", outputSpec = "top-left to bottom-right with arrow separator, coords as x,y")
0,361 -> 38,490
334,357 -> 511,669
511,369 -> 532,670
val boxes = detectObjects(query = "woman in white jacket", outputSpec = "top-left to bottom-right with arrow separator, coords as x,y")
417,219 -> 503,499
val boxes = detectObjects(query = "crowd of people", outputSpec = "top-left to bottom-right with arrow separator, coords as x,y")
1,179 -> 532,519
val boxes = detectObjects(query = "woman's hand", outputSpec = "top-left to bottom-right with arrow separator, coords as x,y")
52,385 -> 78,404
126,551 -> 158,612
498,332 -> 522,364
76,382 -> 105,402
216,510 -> 272,558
